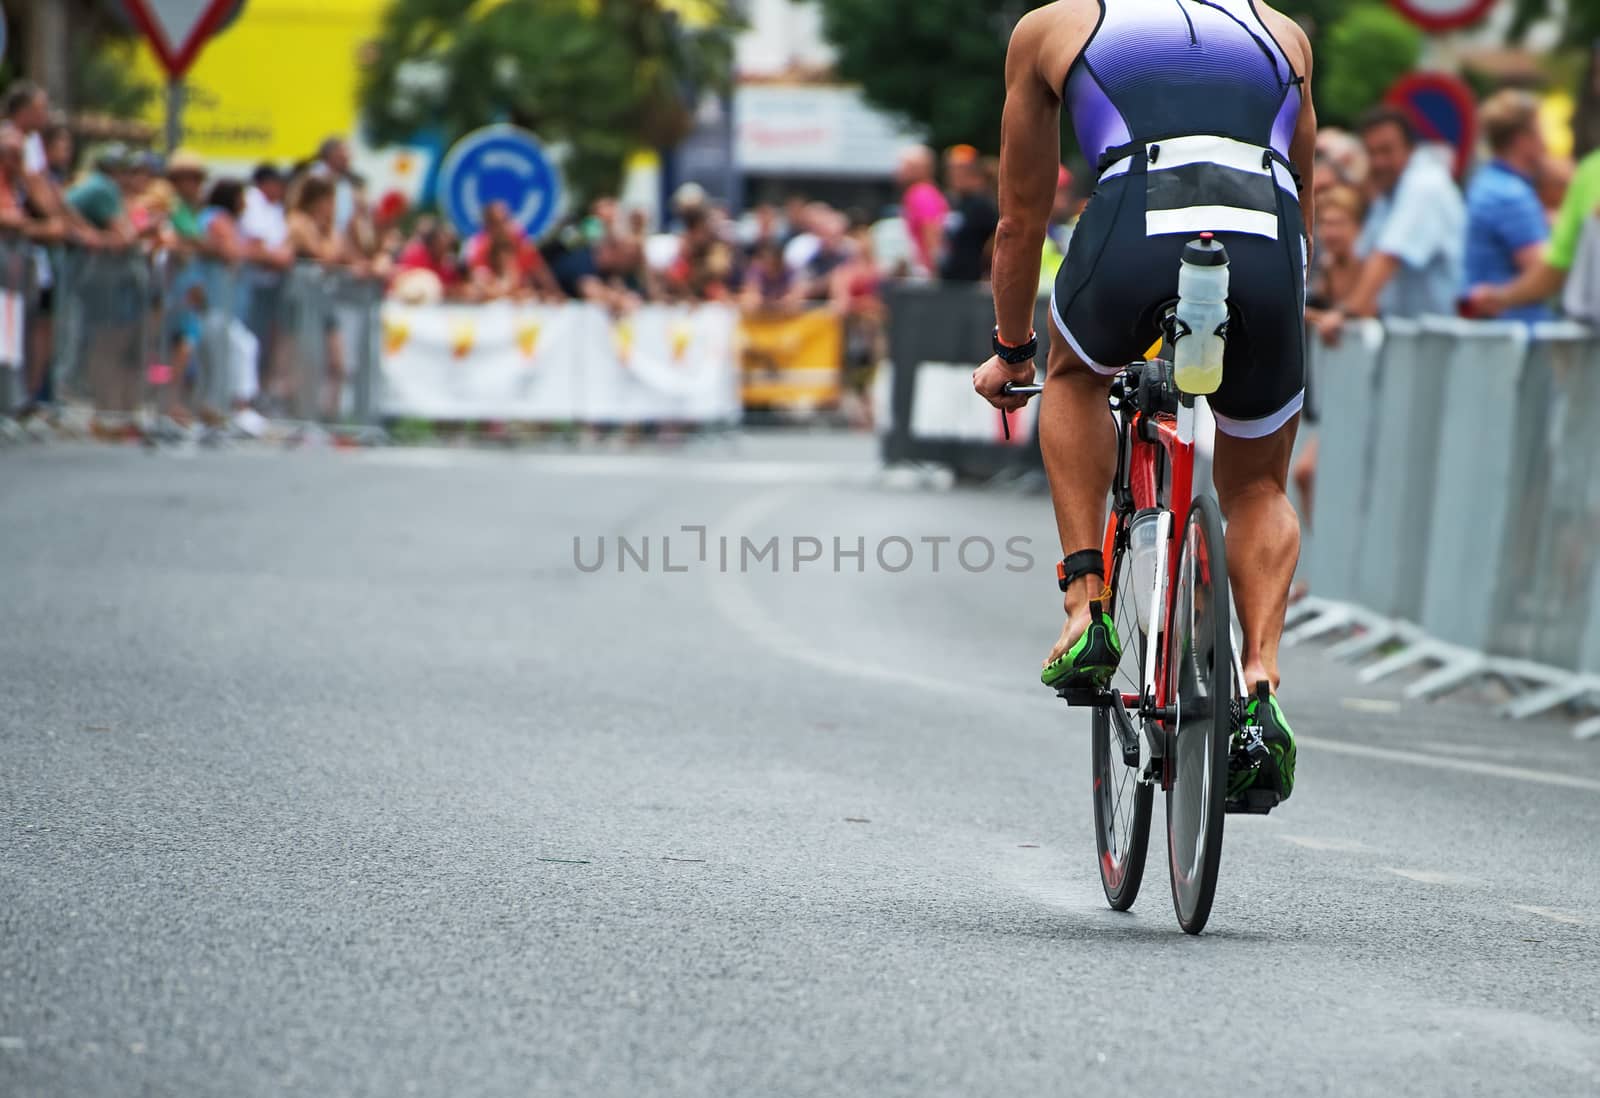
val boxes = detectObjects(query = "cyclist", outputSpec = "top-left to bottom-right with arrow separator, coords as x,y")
973,0 -> 1316,802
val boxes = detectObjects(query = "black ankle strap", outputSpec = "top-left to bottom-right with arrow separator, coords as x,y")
1057,550 -> 1105,593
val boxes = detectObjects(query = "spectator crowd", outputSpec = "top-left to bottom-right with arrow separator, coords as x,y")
7,67 -> 1598,440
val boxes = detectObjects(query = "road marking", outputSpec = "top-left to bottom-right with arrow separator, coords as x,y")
707,491 -> 1600,795
1383,867 -> 1481,886
1410,741 -> 1521,761
362,449 -> 875,486
1300,736 -> 1600,795
1341,697 -> 1401,714
1278,835 -> 1372,853
1513,904 -> 1587,927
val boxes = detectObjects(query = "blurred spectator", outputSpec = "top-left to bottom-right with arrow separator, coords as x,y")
166,149 -> 209,244
1040,167 -> 1090,291
395,216 -> 466,301
1295,185 -> 1368,526
1318,108 -> 1464,341
1469,146 -> 1600,322
1313,128 -> 1367,198
791,206 -> 851,301
286,173 -> 342,265
126,153 -> 169,237
741,203 -> 783,259
739,239 -> 793,311
1538,155 -> 1573,226
241,164 -> 289,255
344,180 -> 395,280
595,208 -> 653,303
664,207 -> 734,301
940,144 -> 998,282
1049,166 -> 1089,252
66,144 -> 133,242
1306,186 -> 1366,320
42,123 -> 72,185
1461,90 -> 1551,324
896,145 -> 948,278
7,81 -> 69,412
782,201 -> 823,272
200,179 -> 266,433
310,136 -> 356,232
832,220 -> 884,429
284,175 -> 348,414
465,199 -> 562,301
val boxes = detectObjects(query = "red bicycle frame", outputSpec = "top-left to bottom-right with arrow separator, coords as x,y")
1100,386 -> 1200,730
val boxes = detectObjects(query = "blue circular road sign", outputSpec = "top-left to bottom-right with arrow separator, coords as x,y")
438,125 -> 564,239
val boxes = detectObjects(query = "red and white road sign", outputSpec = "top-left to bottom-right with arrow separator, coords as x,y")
1388,0 -> 1497,33
121,0 -> 236,79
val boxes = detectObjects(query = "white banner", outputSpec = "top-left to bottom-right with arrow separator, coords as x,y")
378,302 -> 741,424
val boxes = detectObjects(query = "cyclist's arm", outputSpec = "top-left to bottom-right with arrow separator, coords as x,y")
991,10 -> 1061,345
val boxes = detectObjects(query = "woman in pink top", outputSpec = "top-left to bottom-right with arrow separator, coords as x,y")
897,145 -> 948,278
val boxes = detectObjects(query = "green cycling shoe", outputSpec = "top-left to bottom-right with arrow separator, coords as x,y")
1041,599 -> 1122,690
1229,682 -> 1297,804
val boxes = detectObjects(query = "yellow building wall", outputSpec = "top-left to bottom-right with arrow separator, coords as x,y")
134,0 -> 723,165
135,0 -> 388,164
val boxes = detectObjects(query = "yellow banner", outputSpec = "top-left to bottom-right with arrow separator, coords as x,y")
739,309 -> 843,410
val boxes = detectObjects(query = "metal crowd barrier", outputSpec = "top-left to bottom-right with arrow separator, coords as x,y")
0,233 -> 35,440
0,232 -> 384,445
881,282 -> 1050,480
1286,316 -> 1600,736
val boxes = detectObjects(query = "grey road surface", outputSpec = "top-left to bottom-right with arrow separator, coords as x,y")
3,436 -> 1598,1098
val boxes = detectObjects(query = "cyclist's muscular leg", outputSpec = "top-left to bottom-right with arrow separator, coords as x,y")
1212,417 -> 1301,690
1039,336 -> 1117,668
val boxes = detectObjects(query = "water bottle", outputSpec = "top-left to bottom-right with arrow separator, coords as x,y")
1172,233 -> 1230,396
1127,510 -> 1163,634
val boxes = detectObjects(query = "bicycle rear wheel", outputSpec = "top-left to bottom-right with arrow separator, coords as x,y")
1092,513 -> 1153,910
1164,494 -> 1233,935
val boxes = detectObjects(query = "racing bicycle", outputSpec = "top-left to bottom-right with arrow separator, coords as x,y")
1005,274 -> 1274,936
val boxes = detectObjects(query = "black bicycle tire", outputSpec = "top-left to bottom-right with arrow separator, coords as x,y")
1164,494 -> 1233,935
1091,515 -> 1153,911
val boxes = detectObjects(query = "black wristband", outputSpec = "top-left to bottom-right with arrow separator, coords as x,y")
992,327 -> 1038,365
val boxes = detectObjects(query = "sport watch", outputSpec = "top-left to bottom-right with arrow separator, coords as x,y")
991,327 -> 1038,365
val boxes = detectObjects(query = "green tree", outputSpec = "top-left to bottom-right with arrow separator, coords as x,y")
1313,4 -> 1423,126
815,0 -> 1034,155
359,0 -> 740,201
813,0 -> 1415,157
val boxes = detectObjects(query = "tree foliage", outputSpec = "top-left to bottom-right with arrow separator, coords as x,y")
813,0 -> 1434,153
815,0 -> 1036,155
359,0 -> 740,199
1314,4 -> 1423,126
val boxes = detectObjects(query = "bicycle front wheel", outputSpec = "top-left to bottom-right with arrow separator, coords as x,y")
1164,494 -> 1233,935
1092,513 -> 1153,910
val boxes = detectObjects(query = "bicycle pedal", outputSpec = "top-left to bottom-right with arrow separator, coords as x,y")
1055,686 -> 1109,708
1226,789 -> 1280,815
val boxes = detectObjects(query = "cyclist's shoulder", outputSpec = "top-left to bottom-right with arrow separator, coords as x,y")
1253,3 -> 1314,71
1010,0 -> 1099,85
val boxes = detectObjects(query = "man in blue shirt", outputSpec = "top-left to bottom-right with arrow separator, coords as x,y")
1463,90 -> 1550,323
1316,107 -> 1465,342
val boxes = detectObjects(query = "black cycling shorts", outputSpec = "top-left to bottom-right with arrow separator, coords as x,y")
1050,173 -> 1307,439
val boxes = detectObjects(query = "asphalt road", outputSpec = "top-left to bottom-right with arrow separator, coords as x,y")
3,434 -> 1598,1097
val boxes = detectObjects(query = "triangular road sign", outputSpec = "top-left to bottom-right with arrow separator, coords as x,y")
121,0 -> 236,79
